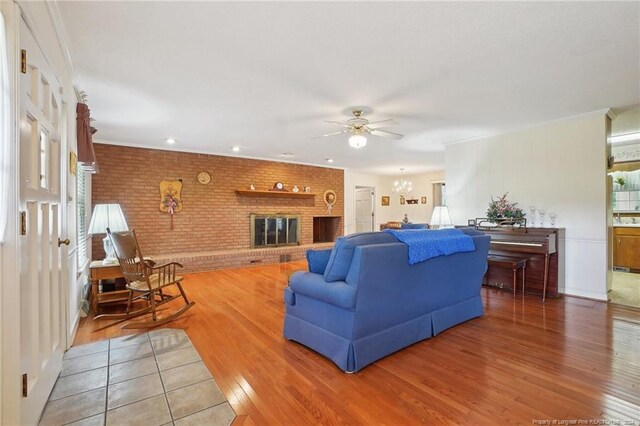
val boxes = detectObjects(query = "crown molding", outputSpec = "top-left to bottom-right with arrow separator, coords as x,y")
441,108 -> 613,148
93,139 -> 347,171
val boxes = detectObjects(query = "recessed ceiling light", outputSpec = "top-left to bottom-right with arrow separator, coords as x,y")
326,158 -> 334,163
281,153 -> 294,157
231,146 -> 240,152
165,138 -> 176,144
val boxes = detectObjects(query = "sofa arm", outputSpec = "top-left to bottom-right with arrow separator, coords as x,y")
289,272 -> 356,310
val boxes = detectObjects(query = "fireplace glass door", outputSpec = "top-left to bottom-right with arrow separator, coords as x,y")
251,214 -> 300,248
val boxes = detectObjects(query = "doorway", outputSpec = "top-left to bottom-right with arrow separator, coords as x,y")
609,161 -> 640,308
608,105 -> 640,309
355,186 -> 374,233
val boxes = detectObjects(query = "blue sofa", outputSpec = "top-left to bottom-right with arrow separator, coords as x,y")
283,229 -> 490,372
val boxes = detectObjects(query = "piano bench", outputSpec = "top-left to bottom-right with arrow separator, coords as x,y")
486,255 -> 528,297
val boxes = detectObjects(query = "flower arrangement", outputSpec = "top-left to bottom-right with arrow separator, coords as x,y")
162,194 -> 178,215
486,192 -> 525,220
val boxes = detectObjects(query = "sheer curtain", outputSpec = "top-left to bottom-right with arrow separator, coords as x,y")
0,11 -> 11,245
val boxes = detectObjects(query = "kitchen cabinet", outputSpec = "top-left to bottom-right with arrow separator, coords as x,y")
613,227 -> 640,270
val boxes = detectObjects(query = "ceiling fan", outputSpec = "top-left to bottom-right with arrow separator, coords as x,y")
312,109 -> 403,148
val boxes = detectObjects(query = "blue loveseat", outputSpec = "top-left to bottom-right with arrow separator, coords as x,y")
283,229 -> 490,372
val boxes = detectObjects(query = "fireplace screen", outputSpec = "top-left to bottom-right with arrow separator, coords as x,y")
251,214 -> 300,248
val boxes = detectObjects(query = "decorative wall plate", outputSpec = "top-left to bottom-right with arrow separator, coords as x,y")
323,190 -> 337,206
197,171 -> 211,185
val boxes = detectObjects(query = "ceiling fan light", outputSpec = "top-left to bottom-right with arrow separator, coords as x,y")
349,134 -> 367,148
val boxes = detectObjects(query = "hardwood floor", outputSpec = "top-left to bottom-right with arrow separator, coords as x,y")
74,261 -> 640,425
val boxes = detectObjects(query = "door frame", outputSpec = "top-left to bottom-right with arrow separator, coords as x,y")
0,1 -> 23,424
354,186 -> 375,233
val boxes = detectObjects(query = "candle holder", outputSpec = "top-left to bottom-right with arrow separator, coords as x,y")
529,206 -> 536,227
538,209 -> 546,227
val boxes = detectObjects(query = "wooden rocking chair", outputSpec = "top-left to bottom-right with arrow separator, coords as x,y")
94,228 -> 195,329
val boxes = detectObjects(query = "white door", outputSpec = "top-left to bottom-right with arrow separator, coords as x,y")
355,187 -> 374,233
19,17 -> 68,424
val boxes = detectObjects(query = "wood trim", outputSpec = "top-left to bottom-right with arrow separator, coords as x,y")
235,189 -> 316,198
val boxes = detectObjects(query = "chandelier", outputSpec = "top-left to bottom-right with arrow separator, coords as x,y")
392,168 -> 412,197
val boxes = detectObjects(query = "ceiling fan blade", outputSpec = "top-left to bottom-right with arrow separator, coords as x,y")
366,118 -> 397,127
368,129 -> 404,140
324,121 -> 351,128
311,130 -> 349,140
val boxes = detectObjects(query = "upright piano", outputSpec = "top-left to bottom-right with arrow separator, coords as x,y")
480,227 -> 564,299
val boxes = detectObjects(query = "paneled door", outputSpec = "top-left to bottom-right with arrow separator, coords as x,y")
19,17 -> 68,424
355,187 -> 374,233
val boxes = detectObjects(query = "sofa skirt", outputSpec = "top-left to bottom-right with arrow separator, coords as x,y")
284,312 -> 433,372
431,295 -> 484,335
284,296 -> 484,373
284,314 -> 355,371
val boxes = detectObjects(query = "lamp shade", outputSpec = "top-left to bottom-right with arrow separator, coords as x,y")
88,204 -> 128,235
430,205 -> 453,229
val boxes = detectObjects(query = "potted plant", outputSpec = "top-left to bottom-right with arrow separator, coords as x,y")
486,193 -> 525,226
615,176 -> 626,188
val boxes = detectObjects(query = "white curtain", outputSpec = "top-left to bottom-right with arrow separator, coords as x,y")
0,11 -> 10,244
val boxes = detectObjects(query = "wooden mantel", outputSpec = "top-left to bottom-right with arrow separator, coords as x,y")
235,189 -> 317,199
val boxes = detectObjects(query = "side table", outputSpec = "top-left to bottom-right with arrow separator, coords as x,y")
89,260 -> 130,315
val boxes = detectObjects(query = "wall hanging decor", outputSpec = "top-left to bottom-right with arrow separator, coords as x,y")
196,171 -> 211,185
324,189 -> 337,214
407,198 -> 419,205
381,196 -> 390,206
421,196 -> 427,204
159,179 -> 183,230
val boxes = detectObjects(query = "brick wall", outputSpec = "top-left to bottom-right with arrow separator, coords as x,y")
92,144 -> 344,260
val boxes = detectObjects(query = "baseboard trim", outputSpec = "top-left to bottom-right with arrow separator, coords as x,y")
563,288 -> 607,302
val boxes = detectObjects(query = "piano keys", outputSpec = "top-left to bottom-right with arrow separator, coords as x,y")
480,227 -> 564,300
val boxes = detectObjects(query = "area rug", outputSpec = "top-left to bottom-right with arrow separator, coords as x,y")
39,328 -> 236,426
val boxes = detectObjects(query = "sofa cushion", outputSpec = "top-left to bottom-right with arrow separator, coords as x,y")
324,232 -> 398,282
306,249 -> 332,274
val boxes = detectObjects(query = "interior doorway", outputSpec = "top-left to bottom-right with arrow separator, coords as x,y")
608,105 -> 640,309
609,161 -> 640,308
355,186 -> 374,233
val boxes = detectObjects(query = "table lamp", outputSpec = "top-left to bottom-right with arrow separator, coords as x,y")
88,203 -> 129,264
430,205 -> 453,229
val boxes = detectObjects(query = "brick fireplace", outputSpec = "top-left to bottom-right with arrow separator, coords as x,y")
92,144 -> 343,271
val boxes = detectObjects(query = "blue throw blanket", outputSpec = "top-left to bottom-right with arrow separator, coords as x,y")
384,228 -> 475,265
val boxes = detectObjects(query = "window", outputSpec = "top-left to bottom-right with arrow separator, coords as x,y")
433,182 -> 447,206
77,169 -> 89,267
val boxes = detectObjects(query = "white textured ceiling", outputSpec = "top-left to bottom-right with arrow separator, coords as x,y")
57,1 -> 640,175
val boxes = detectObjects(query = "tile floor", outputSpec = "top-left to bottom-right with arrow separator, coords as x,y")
39,328 -> 236,426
